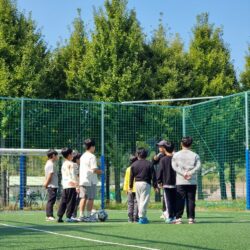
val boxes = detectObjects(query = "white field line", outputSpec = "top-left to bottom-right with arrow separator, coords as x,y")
0,223 -> 160,250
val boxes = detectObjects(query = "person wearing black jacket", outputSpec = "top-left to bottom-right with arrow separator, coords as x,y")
157,141 -> 176,224
152,146 -> 165,218
129,148 -> 157,224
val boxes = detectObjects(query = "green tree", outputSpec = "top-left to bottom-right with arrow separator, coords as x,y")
188,13 -> 238,97
147,20 -> 193,102
65,9 -> 87,99
240,45 -> 250,90
79,0 -> 151,202
46,9 -> 87,99
81,0 -> 148,102
188,13 -> 240,199
0,0 -> 49,97
42,45 -> 69,99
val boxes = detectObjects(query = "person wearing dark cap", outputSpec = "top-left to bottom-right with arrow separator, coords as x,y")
172,136 -> 201,224
157,141 -> 176,224
153,140 -> 167,218
123,154 -> 139,223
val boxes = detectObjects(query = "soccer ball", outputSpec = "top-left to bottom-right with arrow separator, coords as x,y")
97,209 -> 108,222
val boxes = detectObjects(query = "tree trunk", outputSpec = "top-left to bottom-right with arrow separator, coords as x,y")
218,161 -> 227,200
105,158 -> 110,204
114,167 -> 121,203
0,165 -> 8,207
197,169 -> 204,200
229,162 -> 236,200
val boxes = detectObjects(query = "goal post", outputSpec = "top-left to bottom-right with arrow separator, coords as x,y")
121,96 -> 224,104
0,148 -> 61,209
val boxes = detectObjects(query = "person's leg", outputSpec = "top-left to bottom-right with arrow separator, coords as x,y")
139,182 -> 151,219
57,189 -> 68,220
66,188 -> 77,219
176,185 -> 186,219
162,191 -> 166,212
86,185 -> 96,217
171,188 -> 177,218
187,185 -> 197,220
135,182 -> 142,218
79,198 -> 87,217
162,189 -> 169,219
86,199 -> 94,217
72,194 -> 80,218
79,186 -> 87,217
133,193 -> 139,222
164,188 -> 177,219
46,188 -> 57,217
127,192 -> 134,221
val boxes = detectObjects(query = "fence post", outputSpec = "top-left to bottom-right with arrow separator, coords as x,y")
182,107 -> 186,137
20,98 -> 25,210
100,102 -> 105,210
245,92 -> 250,210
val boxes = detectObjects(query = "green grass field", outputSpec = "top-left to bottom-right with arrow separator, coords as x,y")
0,210 -> 249,250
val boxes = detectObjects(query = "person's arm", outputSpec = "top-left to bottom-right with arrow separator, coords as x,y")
152,153 -> 164,165
73,163 -> 80,188
157,160 -> 163,187
129,166 -> 135,190
151,164 -> 158,190
43,172 -> 53,188
90,156 -> 102,175
172,155 -> 186,176
188,155 -> 201,175
123,168 -> 129,193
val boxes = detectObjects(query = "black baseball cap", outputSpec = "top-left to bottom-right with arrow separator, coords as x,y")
156,140 -> 168,147
157,140 -> 175,153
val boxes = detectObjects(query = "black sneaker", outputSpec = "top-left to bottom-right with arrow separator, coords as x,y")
134,218 -> 139,223
57,218 -> 64,223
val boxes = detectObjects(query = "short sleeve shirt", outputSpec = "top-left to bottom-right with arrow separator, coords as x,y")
79,151 -> 98,186
44,160 -> 58,188
61,160 -> 78,189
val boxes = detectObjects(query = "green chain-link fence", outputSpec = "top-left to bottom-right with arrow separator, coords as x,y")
0,92 -> 249,209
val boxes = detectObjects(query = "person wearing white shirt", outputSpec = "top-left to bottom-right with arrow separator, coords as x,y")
79,139 -> 102,222
44,149 -> 58,221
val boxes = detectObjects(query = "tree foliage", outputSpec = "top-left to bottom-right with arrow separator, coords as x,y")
0,0 -> 49,98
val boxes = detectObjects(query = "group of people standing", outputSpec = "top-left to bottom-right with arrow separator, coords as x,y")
44,139 -> 102,223
43,136 -> 200,224
123,136 -> 201,224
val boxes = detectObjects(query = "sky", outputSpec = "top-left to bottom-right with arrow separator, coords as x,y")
17,0 -> 250,76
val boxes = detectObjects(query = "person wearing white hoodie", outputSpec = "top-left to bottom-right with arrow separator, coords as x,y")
172,136 -> 201,224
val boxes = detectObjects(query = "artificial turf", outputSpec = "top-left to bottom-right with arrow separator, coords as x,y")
0,210 -> 249,250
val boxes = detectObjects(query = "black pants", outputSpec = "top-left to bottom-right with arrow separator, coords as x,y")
162,191 -> 166,212
57,188 -> 77,219
163,188 -> 176,218
127,192 -> 138,221
46,188 -> 57,217
72,194 -> 80,218
176,185 -> 197,219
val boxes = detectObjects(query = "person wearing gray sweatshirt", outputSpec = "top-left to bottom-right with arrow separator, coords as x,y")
172,136 -> 201,224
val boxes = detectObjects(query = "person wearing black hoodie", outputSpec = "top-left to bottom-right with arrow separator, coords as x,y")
157,141 -> 176,224
129,148 -> 157,224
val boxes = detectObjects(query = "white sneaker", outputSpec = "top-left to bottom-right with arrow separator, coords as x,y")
175,218 -> 183,224
70,217 -> 79,222
188,218 -> 196,224
46,216 -> 55,221
77,216 -> 86,222
84,215 -> 98,222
